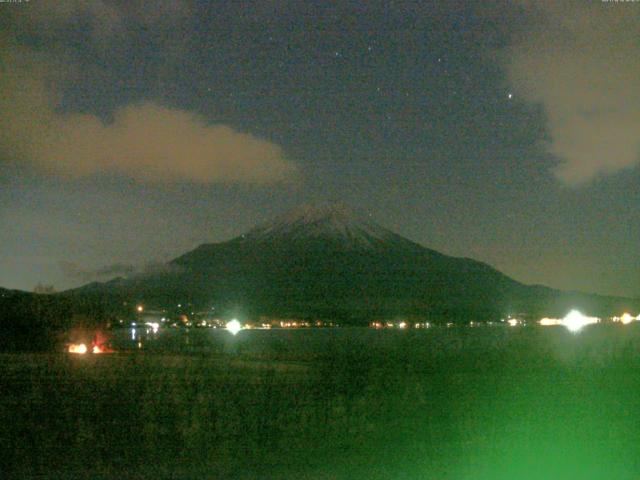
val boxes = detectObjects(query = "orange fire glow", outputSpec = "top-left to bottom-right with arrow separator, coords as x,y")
68,343 -> 88,354
67,329 -> 115,354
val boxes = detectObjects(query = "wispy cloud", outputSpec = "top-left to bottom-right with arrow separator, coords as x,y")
60,261 -> 182,283
505,1 -> 640,185
8,0 -> 192,47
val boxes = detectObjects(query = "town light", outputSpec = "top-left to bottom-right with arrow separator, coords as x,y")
620,313 -> 634,325
226,319 -> 242,335
562,310 -> 599,333
539,317 -> 563,326
146,322 -> 160,334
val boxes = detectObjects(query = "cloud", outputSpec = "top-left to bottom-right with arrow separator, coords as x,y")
60,261 -> 136,282
505,1 -> 640,185
0,12 -> 298,185
60,261 -> 182,283
8,0 -> 191,45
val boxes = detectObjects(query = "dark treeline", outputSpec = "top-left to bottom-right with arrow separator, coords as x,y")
0,288 -> 114,352
1,280 -> 639,353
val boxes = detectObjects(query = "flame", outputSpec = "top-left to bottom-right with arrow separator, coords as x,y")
91,340 -> 114,354
68,343 -> 87,354
67,330 -> 114,354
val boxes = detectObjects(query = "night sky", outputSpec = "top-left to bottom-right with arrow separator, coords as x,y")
0,1 -> 638,298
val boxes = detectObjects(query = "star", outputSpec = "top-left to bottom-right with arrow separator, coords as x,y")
508,93 -> 513,99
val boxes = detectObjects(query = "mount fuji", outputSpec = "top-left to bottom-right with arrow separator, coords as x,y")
65,203 -> 638,323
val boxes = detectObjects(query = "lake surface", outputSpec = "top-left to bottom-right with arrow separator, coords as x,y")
111,323 -> 640,365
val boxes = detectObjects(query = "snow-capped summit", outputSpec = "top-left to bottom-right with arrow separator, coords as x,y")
243,202 -> 396,246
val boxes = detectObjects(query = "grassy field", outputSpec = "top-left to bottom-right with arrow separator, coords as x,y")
2,325 -> 640,479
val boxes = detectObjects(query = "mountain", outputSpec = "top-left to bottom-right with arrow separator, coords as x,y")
64,203 -> 639,323
243,203 -> 397,245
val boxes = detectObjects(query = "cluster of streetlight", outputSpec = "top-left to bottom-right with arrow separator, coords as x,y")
534,310 -> 639,332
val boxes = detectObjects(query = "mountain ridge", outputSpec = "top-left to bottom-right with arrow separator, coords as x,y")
62,203 -> 639,322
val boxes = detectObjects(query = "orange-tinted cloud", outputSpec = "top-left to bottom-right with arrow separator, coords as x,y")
0,37 -> 298,185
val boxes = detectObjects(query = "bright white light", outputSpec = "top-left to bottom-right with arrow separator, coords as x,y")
226,319 -> 242,335
507,318 -> 518,327
562,310 -> 599,333
398,321 -> 407,329
620,313 -> 634,325
539,317 -> 563,326
146,322 -> 160,333
68,343 -> 87,354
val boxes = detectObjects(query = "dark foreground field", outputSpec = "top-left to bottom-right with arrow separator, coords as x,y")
3,325 -> 640,479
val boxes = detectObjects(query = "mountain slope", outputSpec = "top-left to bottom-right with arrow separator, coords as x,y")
65,203 -> 640,322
